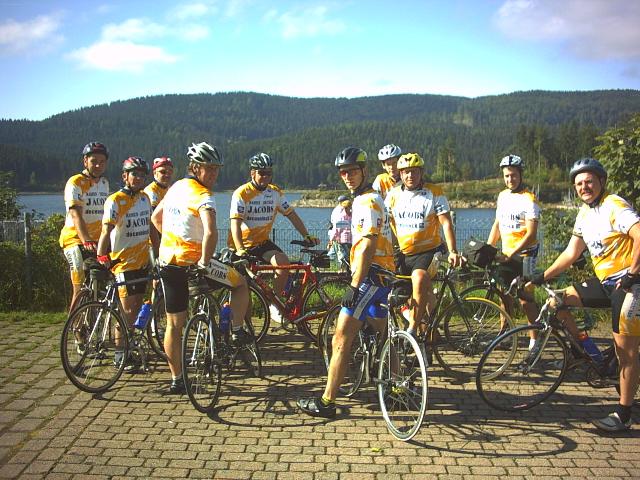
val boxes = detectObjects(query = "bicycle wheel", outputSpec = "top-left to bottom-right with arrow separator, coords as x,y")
299,276 -> 350,343
318,304 -> 365,397
432,297 -> 514,379
182,313 -> 222,413
60,301 -> 128,393
147,289 -> 167,359
377,330 -> 428,441
476,324 -> 568,411
245,284 -> 270,343
230,339 -> 263,378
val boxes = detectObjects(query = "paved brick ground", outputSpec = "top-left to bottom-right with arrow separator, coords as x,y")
0,318 -> 638,479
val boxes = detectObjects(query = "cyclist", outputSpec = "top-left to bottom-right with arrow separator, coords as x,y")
96,157 -> 156,371
151,142 -> 252,394
144,156 -> 174,210
529,158 -> 640,432
327,194 -> 352,272
229,152 -> 319,322
297,146 -> 394,418
372,143 -> 402,199
385,152 -> 463,335
59,142 -> 110,311
487,154 -> 540,348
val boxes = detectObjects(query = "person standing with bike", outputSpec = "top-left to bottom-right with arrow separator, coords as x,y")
487,154 -> 540,349
152,142 -> 252,394
327,194 -> 352,273
229,152 -> 319,323
59,142 -> 110,311
385,153 -> 463,336
96,157 -> 157,372
373,143 -> 402,199
529,158 -> 640,432
298,146 -> 394,418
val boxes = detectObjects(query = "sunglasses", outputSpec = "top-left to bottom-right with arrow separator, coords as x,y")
129,170 -> 147,178
257,170 -> 273,176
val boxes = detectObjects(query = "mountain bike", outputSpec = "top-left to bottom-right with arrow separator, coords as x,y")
476,282 -> 640,411
60,265 -> 155,393
319,268 -> 428,441
182,270 -> 262,414
225,240 -> 350,344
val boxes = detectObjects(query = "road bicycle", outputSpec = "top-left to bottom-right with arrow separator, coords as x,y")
182,269 -> 262,414
224,240 -> 350,345
319,267 -> 428,441
60,264 -> 155,393
476,282 -> 640,411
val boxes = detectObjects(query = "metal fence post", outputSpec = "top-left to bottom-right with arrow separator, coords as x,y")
24,212 -> 33,303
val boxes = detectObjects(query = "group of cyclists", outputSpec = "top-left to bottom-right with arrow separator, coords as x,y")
60,139 -> 639,433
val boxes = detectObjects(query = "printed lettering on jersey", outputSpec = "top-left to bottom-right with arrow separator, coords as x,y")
495,188 -> 540,257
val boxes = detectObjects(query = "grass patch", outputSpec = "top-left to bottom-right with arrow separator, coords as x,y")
0,311 -> 67,324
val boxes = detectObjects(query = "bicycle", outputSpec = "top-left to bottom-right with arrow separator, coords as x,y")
229,240 -> 350,345
318,268 -> 428,441
475,282 -> 640,411
60,264 -> 156,393
182,268 -> 262,414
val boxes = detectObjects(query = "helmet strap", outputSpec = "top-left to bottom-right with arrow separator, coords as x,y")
251,179 -> 267,192
587,178 -> 606,208
352,180 -> 372,198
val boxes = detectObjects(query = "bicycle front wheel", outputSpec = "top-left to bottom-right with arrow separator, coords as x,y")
476,324 -> 567,411
433,297 -> 514,379
182,313 -> 222,414
299,276 -> 350,344
60,301 -> 128,393
377,330 -> 428,441
318,304 -> 365,397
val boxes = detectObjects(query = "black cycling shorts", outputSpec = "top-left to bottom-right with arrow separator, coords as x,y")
159,264 -> 189,314
397,245 -> 444,276
115,269 -> 149,297
248,240 -> 283,263
573,276 -> 627,334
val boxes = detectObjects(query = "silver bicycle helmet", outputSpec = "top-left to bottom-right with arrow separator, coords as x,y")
378,144 -> 402,161
499,154 -> 524,169
570,157 -> 607,183
249,153 -> 273,169
187,142 -> 224,166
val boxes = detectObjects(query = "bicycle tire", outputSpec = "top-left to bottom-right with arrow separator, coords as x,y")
147,288 -> 167,359
432,297 -> 514,379
299,276 -> 351,344
476,324 -> 568,411
230,341 -> 263,378
377,330 -> 428,441
60,301 -> 128,393
182,313 -> 223,414
318,304 -> 366,397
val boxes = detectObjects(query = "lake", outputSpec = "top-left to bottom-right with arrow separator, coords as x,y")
17,192 -> 496,246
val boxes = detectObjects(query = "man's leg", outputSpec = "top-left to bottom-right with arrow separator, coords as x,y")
266,251 -> 291,297
614,333 -> 640,407
164,310 -> 187,378
323,311 -> 362,401
554,286 -> 583,340
408,268 -> 433,333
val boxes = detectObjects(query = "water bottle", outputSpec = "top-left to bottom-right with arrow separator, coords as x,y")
133,301 -> 152,329
578,333 -> 604,366
282,276 -> 294,297
219,303 -> 232,333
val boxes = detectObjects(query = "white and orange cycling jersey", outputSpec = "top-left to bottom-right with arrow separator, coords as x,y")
573,192 -> 640,283
351,187 -> 394,271
385,183 -> 450,255
59,173 -> 110,249
158,177 -> 216,267
229,182 -> 293,248
495,187 -> 541,257
372,172 -> 401,199
103,190 -> 152,274
143,180 -> 169,210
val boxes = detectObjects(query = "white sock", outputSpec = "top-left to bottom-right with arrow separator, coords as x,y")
529,338 -> 537,350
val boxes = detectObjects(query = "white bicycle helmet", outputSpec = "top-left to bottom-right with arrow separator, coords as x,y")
378,144 -> 402,161
499,154 -> 524,169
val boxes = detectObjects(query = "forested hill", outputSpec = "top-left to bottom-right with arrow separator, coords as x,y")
1,90 -> 639,190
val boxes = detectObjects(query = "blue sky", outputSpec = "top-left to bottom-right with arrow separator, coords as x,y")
1,0 -> 639,120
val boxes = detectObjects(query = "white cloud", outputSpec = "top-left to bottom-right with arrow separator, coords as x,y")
226,0 -> 252,18
494,0 -> 640,60
102,18 -> 168,41
0,14 -> 64,55
267,5 -> 345,39
171,2 -> 214,21
181,24 -> 210,41
67,41 -> 177,72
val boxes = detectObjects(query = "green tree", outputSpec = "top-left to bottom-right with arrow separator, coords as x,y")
0,171 -> 19,220
593,113 -> 640,209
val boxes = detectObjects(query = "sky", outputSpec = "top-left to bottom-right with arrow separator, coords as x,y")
1,0 -> 639,120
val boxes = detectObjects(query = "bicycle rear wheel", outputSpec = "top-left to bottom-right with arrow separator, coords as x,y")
476,324 -> 567,411
182,313 -> 222,414
432,297 -> 514,379
147,289 -> 167,359
299,276 -> 350,344
60,301 -> 128,393
318,304 -> 365,397
377,330 -> 428,441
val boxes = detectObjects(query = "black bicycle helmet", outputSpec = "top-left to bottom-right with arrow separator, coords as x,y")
122,156 -> 149,173
82,142 -> 109,158
570,157 -> 607,183
187,142 -> 224,165
249,153 -> 273,169
335,147 -> 367,168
